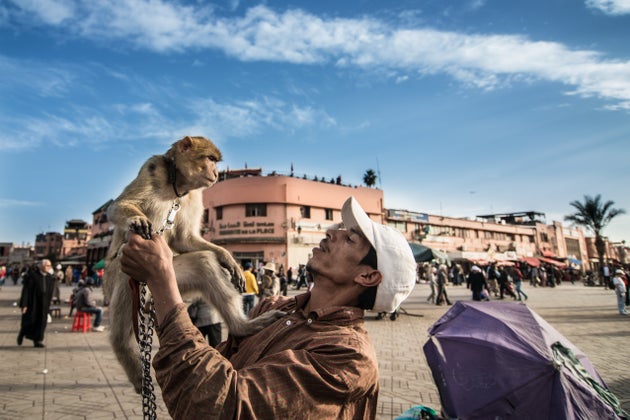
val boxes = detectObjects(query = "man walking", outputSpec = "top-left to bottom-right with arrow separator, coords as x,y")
612,269 -> 628,315
17,260 -> 56,347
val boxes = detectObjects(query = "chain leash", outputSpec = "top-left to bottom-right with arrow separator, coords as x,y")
139,284 -> 157,419
137,197 -> 181,419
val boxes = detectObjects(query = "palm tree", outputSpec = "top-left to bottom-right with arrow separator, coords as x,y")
363,169 -> 377,188
564,194 -> 625,281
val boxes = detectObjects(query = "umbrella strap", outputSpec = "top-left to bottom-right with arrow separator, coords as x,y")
551,342 -> 629,419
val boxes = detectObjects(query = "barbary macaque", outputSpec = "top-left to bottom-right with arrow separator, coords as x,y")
104,135 -> 284,393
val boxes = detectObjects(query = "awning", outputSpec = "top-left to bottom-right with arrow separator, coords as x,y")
567,258 -> 582,265
538,257 -> 567,268
93,258 -> 106,269
520,257 -> 541,267
542,250 -> 556,257
496,260 -> 515,266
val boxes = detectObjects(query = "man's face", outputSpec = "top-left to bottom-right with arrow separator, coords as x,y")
308,227 -> 373,285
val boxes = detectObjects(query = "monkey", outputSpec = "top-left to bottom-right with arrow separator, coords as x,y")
103,135 -> 284,393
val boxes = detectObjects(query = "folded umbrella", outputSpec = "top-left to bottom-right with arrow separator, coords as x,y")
423,301 -> 628,419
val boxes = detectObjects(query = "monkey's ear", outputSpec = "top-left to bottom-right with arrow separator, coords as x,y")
178,136 -> 194,152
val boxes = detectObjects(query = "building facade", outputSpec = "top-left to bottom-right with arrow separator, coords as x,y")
202,169 -> 595,273
62,219 -> 91,258
203,170 -> 383,272
34,232 -> 64,261
86,199 -> 114,267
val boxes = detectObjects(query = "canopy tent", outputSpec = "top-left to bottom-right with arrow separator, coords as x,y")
567,257 -> 582,265
408,242 -> 450,265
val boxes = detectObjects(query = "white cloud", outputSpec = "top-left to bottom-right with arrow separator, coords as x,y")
586,0 -> 630,15
0,199 -> 42,207
5,1 -> 630,111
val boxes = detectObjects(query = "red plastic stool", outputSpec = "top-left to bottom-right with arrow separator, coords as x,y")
71,311 -> 92,333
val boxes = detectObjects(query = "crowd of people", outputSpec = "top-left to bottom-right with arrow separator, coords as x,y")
416,259 -> 629,316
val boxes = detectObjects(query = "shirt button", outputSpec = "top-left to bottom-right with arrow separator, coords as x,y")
285,320 -> 292,326
307,319 -> 312,325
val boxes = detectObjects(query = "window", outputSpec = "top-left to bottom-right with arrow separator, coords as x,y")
203,208 -> 210,224
300,206 -> 311,219
246,204 -> 267,217
325,208 -> 333,220
215,206 -> 223,220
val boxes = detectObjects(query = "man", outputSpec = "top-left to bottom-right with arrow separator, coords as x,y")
120,196 -> 416,419
260,262 -> 280,297
242,262 -> 258,316
17,259 -> 56,347
74,278 -> 106,331
612,269 -> 628,316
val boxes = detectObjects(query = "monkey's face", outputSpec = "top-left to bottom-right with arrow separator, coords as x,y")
173,136 -> 223,190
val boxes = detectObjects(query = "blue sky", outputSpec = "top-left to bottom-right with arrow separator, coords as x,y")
1,0 -> 630,247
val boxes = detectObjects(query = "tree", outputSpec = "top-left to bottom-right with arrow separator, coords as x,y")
564,194 -> 625,282
363,169 -> 377,188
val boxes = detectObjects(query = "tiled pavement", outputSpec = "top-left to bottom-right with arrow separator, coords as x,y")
0,280 -> 628,419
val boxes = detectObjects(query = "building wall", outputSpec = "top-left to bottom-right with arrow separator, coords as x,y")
203,174 -> 383,271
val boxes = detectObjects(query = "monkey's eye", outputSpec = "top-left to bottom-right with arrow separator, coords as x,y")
207,155 -> 218,162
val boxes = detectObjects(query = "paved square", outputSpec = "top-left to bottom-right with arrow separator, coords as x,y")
1,281 -> 627,419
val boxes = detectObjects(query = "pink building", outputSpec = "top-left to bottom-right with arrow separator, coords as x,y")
203,170 -> 383,273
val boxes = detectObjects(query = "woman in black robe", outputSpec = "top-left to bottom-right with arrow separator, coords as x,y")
17,260 -> 55,348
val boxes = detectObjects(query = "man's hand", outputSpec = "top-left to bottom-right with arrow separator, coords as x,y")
120,232 -> 183,324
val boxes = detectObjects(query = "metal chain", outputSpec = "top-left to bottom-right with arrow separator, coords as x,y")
137,197 -> 180,419
139,283 -> 157,419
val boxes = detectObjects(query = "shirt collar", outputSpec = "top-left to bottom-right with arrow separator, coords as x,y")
292,292 -> 365,324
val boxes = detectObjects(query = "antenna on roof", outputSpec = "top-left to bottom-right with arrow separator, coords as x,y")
376,158 -> 382,188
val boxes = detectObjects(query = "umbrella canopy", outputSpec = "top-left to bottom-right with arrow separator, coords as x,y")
423,301 -> 627,419
409,242 -> 450,265
92,258 -> 106,270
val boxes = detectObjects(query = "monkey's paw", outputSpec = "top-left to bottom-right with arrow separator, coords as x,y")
235,310 -> 286,336
128,217 -> 153,239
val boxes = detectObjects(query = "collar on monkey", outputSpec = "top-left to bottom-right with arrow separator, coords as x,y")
164,156 -> 188,198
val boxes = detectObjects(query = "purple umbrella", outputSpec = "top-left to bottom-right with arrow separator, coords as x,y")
423,301 -> 627,419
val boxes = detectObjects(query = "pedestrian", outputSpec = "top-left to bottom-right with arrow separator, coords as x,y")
295,264 -> 307,290
435,264 -> 452,305
612,269 -> 628,315
17,260 -> 56,347
119,195 -> 417,418
603,263 -> 611,289
426,265 -> 437,303
52,264 -> 64,304
487,263 -> 500,296
513,266 -> 528,301
65,265 -> 74,285
261,262 -> 280,297
73,278 -> 106,331
241,262 -> 258,316
187,298 -> 222,347
278,264 -> 288,296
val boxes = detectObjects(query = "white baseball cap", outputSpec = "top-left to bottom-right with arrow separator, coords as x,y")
341,196 -> 416,312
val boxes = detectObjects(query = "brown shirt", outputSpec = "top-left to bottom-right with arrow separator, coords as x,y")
153,293 -> 379,419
